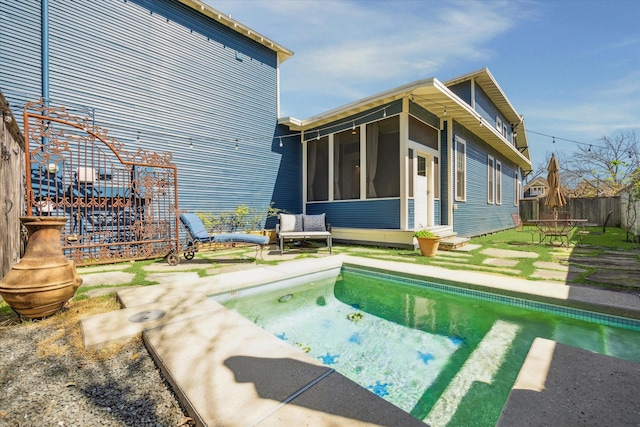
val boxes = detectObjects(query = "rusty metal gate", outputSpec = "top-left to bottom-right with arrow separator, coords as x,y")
23,100 -> 180,266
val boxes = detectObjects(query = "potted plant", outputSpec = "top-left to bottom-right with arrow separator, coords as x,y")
413,229 -> 441,257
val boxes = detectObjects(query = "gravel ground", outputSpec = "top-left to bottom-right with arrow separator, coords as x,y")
0,315 -> 191,427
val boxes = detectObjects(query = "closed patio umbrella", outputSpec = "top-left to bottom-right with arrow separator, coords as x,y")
545,153 -> 567,218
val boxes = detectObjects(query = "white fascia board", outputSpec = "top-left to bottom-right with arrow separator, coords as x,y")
178,0 -> 294,63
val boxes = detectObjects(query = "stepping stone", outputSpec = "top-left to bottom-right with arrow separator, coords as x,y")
77,263 -> 132,274
435,251 -> 472,258
530,269 -> 579,281
83,285 -> 138,298
481,248 -> 539,259
146,272 -> 200,286
454,244 -> 481,252
533,261 -> 586,272
80,271 -> 135,287
483,258 -> 519,267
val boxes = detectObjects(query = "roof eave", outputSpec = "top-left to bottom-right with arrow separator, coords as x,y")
177,0 -> 294,63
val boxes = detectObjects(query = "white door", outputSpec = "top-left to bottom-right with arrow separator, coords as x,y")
415,154 -> 428,228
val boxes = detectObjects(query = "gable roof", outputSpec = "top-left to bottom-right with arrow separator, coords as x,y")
177,0 -> 294,63
280,69 -> 532,171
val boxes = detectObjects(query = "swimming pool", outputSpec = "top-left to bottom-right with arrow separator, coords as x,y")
213,266 -> 640,426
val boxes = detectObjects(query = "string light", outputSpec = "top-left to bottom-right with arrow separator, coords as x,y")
189,137 -> 193,149
383,107 -> 387,118
235,139 -> 238,150
279,137 -> 283,148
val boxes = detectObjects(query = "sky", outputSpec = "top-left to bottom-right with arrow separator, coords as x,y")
205,0 -> 640,173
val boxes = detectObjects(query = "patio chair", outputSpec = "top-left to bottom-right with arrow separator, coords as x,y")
511,213 -> 537,244
179,212 -> 269,261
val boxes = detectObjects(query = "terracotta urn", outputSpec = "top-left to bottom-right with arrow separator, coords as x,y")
0,216 -> 83,319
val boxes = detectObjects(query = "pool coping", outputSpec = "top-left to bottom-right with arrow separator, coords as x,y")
80,255 -> 640,425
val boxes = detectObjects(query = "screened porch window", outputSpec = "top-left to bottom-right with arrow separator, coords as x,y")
334,129 -> 360,200
366,116 -> 399,198
307,136 -> 329,201
409,115 -> 438,150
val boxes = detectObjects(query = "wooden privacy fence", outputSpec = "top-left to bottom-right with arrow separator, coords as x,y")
520,196 -> 621,226
0,93 -> 25,278
23,100 -> 180,266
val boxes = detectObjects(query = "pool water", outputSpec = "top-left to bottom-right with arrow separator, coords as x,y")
214,267 -> 640,427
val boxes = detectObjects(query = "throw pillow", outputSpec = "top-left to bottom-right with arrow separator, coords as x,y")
304,214 -> 326,232
279,214 -> 296,232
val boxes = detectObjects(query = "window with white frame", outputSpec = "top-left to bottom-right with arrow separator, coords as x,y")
496,117 -> 503,133
455,137 -> 466,201
487,155 -> 495,204
496,160 -> 502,204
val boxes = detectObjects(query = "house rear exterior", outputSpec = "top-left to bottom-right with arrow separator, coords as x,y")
280,68 -> 532,245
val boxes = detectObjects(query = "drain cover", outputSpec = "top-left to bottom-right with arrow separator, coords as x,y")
128,310 -> 166,323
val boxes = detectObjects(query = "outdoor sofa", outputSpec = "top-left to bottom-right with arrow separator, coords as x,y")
276,213 -> 332,254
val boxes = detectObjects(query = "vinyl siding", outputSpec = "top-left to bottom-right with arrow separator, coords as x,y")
0,0 -> 300,225
306,199 -> 401,229
303,100 -> 402,141
451,121 -> 517,237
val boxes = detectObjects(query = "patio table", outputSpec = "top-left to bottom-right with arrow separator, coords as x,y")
530,219 -> 588,247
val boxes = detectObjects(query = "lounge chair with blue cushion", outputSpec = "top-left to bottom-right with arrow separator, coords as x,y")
179,212 -> 269,261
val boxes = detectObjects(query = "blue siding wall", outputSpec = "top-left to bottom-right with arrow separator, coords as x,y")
448,81 -> 471,105
408,100 -> 439,129
408,199 -> 414,229
307,199 -> 401,229
303,100 -> 402,141
474,85 -> 512,141
452,121 -> 517,237
0,0 -> 301,226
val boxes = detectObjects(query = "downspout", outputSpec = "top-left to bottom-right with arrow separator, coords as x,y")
41,0 -> 50,105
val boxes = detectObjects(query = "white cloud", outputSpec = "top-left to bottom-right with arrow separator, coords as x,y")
208,0 -> 534,117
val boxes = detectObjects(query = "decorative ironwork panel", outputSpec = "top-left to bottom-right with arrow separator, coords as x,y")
23,100 -> 179,265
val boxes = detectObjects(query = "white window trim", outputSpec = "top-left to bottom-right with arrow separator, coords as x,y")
514,171 -> 520,207
496,116 -> 503,132
487,155 -> 495,204
455,137 -> 466,202
496,160 -> 502,205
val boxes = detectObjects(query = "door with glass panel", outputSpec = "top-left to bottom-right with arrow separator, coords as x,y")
414,154 -> 429,229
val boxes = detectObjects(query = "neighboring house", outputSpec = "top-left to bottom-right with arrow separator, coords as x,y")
280,68 -> 532,244
0,0 -> 301,227
523,177 -> 548,199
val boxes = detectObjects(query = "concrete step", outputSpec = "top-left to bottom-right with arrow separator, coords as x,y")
439,236 -> 470,251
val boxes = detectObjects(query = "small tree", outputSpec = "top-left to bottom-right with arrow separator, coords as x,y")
561,131 -> 639,197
